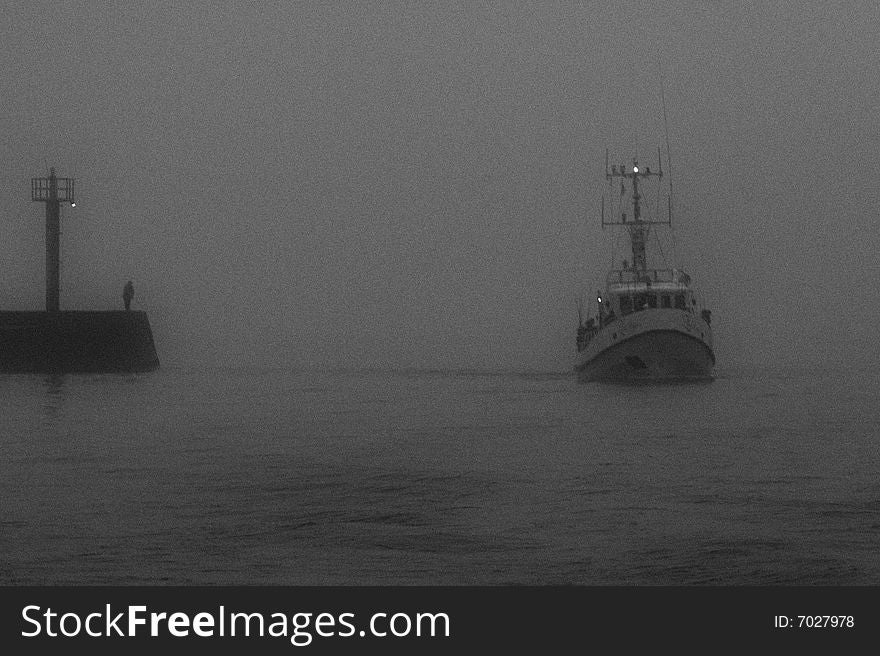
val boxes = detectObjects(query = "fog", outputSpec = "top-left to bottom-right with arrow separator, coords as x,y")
1,2 -> 877,372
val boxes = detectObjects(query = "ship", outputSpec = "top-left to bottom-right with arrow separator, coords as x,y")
574,150 -> 714,382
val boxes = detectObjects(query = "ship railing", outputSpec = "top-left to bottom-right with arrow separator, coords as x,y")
605,268 -> 691,286
576,323 -> 600,351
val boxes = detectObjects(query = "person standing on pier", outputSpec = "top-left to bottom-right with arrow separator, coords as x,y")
123,280 -> 134,311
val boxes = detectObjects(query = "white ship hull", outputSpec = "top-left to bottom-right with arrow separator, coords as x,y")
575,308 -> 714,382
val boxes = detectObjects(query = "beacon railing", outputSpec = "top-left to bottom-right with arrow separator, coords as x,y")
31,175 -> 75,203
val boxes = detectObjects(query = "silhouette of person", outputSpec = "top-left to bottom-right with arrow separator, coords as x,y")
123,280 -> 134,311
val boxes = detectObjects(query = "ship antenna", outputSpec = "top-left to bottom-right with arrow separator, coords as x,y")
601,149 -> 608,230
658,55 -> 679,264
659,59 -> 673,227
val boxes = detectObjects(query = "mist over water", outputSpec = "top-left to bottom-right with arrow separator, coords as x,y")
2,366 -> 879,585
1,4 -> 878,589
1,3 -> 878,373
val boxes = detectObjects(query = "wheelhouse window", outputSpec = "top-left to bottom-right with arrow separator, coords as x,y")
674,294 -> 686,310
647,294 -> 657,309
661,294 -> 671,308
619,295 -> 632,315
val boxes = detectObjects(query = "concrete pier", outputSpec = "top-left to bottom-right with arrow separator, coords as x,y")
0,310 -> 159,373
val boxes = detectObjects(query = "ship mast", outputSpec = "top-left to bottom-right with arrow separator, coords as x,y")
602,150 -> 668,279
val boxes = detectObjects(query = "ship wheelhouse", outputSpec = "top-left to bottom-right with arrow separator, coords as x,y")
605,267 -> 695,316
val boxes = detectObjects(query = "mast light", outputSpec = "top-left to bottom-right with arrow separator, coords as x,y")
633,166 -> 639,173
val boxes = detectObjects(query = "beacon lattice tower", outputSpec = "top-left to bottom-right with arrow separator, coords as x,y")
31,168 -> 75,312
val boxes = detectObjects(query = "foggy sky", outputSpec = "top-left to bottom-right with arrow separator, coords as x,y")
1,1 -> 877,372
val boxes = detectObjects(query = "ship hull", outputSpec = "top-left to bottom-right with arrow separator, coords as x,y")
575,309 -> 714,383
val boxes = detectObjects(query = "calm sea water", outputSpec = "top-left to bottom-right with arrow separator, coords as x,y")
2,365 -> 878,585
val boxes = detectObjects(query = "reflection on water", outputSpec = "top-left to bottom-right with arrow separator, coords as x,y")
591,377 -> 716,388
41,374 -> 66,408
